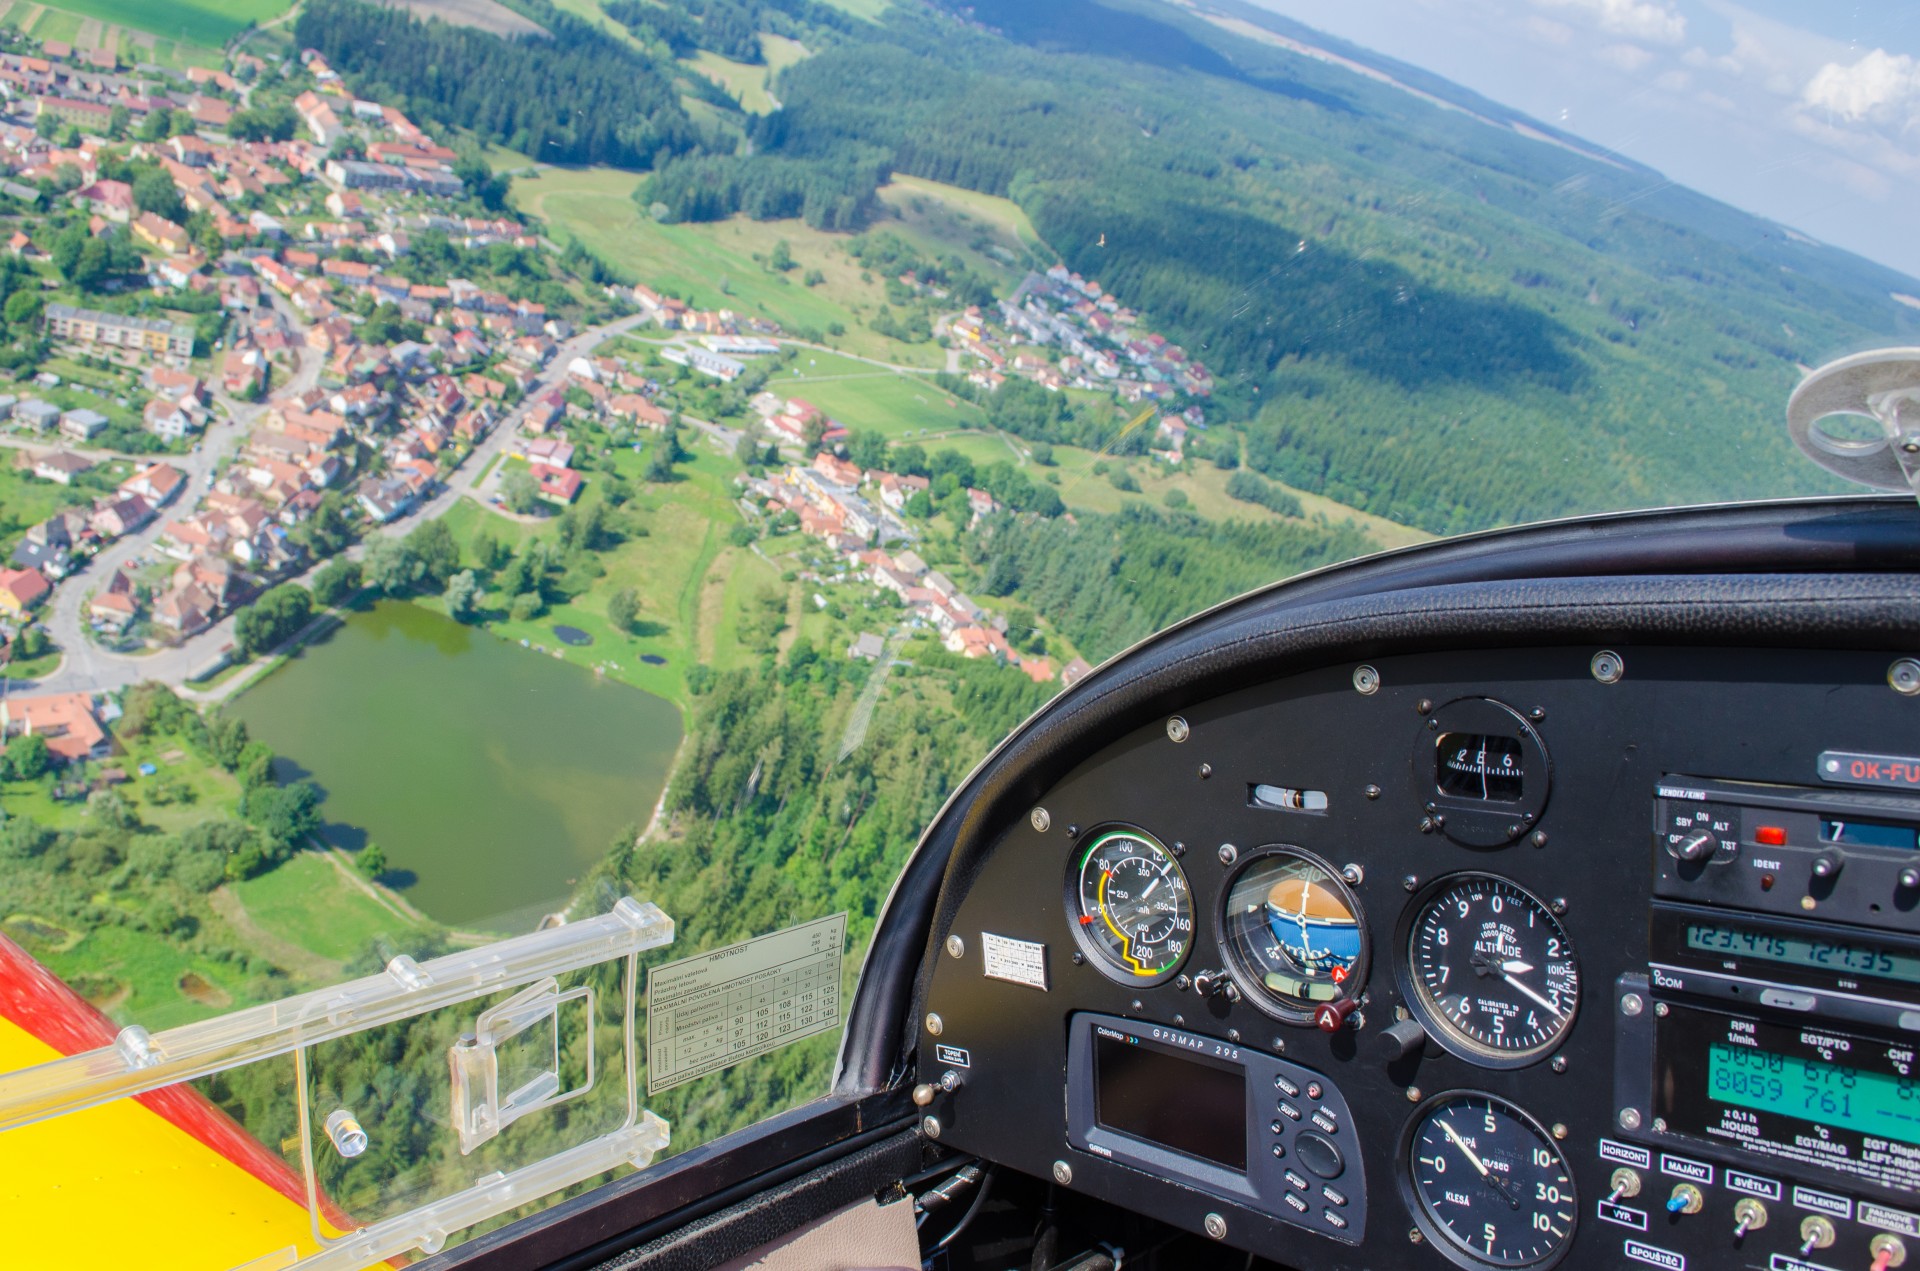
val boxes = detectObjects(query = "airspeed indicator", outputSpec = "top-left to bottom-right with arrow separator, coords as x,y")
1067,828 -> 1194,986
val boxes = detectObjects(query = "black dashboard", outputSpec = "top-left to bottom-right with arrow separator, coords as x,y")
904,501 -> 1920,1271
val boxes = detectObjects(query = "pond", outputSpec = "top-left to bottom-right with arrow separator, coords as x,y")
231,601 -> 683,932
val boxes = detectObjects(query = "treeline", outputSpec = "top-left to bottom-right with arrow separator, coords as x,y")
605,0 -> 855,62
974,504 -> 1374,661
294,0 -> 702,168
641,151 -> 885,231
934,375 -> 1150,455
597,642 -> 1048,1146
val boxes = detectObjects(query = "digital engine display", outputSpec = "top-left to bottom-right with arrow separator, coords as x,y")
1655,1005 -> 1920,1197
1094,1031 -> 1247,1171
1709,1043 -> 1920,1145
1820,818 -> 1920,852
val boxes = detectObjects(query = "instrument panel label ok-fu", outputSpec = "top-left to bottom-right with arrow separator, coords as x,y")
981,932 -> 1050,990
1818,750 -> 1920,791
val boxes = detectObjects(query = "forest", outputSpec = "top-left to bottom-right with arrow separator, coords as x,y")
636,0 -> 1919,531
293,0 -> 704,168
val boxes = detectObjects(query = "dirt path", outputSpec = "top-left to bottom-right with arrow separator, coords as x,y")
208,885 -> 345,983
316,845 -> 495,946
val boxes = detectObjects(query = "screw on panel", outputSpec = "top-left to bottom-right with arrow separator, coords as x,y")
1620,993 -> 1644,1017
1655,1001 -> 1670,1017
1066,824 -> 1081,839
1529,707 -> 1547,721
1173,840 -> 1187,857
939,1070 -> 963,1093
945,935 -> 965,959
1416,699 -> 1433,715
1551,897 -> 1568,916
1403,874 -> 1419,891
1591,650 -> 1625,684
1052,1160 -> 1073,1186
1532,831 -> 1549,848
1198,763 -> 1213,781
923,1115 -> 942,1140
1551,1056 -> 1568,1073
1341,863 -> 1365,886
1072,952 -> 1085,966
926,1013 -> 944,1036
1619,1108 -> 1643,1131
1409,1228 -> 1426,1245
1352,665 -> 1381,695
1406,1086 -> 1422,1103
1892,659 -> 1920,696
1273,1037 -> 1287,1053
1418,817 -> 1436,834
1030,807 -> 1051,833
1366,784 -> 1382,800
1174,974 -> 1192,991
1218,843 -> 1239,866
1653,1117 -> 1668,1133
1130,999 -> 1144,1012
1552,1123 -> 1569,1140
1227,1029 -> 1241,1042
1167,715 -> 1192,742
1204,1213 -> 1229,1240
1173,1014 -> 1187,1026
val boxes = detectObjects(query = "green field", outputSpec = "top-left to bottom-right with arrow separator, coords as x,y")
510,165 -> 945,364
435,445 -> 763,708
0,462 -> 90,557
875,174 -> 1049,280
231,850 -> 427,965
748,347 -> 989,435
684,32 -> 809,114
9,0 -> 291,50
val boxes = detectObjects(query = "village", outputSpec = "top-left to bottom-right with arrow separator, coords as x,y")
0,31 -> 1203,779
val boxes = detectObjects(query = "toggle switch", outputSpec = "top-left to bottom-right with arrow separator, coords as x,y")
1733,1198 -> 1767,1239
1800,1215 -> 1837,1256
1607,1168 -> 1642,1204
1666,1183 -> 1704,1215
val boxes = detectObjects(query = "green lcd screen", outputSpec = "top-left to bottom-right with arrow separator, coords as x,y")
1685,924 -> 1920,985
1709,1044 -> 1920,1145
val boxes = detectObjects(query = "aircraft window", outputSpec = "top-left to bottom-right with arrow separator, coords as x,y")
0,0 -> 1908,1265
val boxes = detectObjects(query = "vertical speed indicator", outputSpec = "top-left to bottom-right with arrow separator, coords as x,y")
1067,828 -> 1194,986
1404,1092 -> 1576,1270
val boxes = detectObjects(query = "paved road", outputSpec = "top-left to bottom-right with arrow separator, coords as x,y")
12,310 -> 657,700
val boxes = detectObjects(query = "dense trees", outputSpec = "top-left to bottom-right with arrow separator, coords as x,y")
1224,469 -> 1303,518
234,584 -> 314,658
295,0 -> 701,169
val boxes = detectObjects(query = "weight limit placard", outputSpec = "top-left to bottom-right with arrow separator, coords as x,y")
645,913 -> 847,1095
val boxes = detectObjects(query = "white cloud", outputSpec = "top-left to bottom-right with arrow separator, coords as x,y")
1801,49 -> 1920,124
1595,43 -> 1656,73
1524,16 -> 1575,46
1530,0 -> 1685,45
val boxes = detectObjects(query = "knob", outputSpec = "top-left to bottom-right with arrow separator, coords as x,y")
938,1069 -> 963,1093
1799,1215 -> 1836,1255
1379,1018 -> 1429,1062
1900,867 -> 1920,891
1666,1183 -> 1704,1215
1672,831 -> 1717,863
1192,968 -> 1237,1000
1314,998 -> 1358,1033
1607,1168 -> 1642,1202
1812,849 -> 1845,880
1872,1234 -> 1908,1271
911,1083 -> 935,1107
1732,1198 -> 1768,1238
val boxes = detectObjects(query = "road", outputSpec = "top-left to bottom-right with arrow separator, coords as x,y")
11,310 -> 657,701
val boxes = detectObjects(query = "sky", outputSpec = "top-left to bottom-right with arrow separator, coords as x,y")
1246,0 -> 1920,280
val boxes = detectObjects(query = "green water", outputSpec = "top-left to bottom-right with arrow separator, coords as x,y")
231,601 -> 683,931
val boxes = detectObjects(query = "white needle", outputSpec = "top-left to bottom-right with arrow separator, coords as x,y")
1501,960 -> 1534,974
1141,878 -> 1161,900
1440,1120 -> 1491,1177
1502,971 -> 1564,1018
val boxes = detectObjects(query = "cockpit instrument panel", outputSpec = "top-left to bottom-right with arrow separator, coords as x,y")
914,642 -> 1920,1271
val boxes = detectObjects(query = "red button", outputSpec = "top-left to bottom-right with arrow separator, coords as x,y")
1755,826 -> 1787,846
